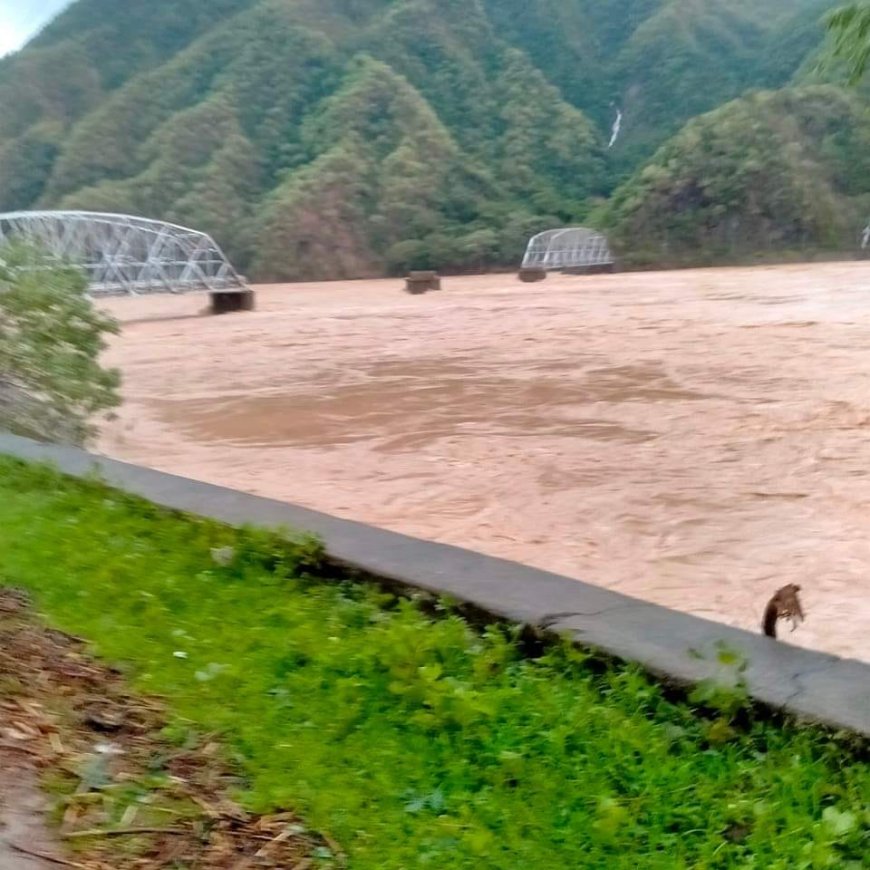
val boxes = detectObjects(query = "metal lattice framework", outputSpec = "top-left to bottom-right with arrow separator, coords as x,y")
522,227 -> 614,271
0,211 -> 246,296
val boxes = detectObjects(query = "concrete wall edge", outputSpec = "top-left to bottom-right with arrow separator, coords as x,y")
1,431 -> 867,736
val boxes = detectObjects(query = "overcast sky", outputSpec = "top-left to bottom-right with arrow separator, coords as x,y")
0,0 -> 71,57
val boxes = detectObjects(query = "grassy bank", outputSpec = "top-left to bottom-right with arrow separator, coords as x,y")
0,457 -> 866,869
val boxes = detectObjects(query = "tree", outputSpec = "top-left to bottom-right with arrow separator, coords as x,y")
601,87 -> 870,265
0,244 -> 121,446
827,3 -> 870,83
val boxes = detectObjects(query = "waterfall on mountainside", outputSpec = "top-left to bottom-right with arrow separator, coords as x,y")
608,107 -> 623,149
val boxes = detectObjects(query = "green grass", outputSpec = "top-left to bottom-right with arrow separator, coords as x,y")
0,457 -> 866,869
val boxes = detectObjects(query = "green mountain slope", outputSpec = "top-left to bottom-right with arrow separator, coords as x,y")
602,86 -> 870,264
0,0 -> 858,278
0,0 -> 614,278
483,0 -> 835,164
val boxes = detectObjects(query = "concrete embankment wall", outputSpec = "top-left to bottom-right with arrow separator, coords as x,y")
1,431 -> 867,736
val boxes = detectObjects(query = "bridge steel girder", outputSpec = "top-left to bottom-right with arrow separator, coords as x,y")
0,210 -> 246,297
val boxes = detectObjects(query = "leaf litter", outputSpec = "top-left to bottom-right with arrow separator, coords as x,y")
0,587 -> 339,869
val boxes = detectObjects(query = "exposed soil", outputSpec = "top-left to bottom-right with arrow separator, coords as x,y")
0,588 -> 329,869
97,265 -> 870,662
0,751 -> 60,869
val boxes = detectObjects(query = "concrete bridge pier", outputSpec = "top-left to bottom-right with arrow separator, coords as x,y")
209,288 -> 256,314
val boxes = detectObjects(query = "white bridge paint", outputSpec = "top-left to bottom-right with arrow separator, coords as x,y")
0,211 -> 246,297
521,227 -> 614,271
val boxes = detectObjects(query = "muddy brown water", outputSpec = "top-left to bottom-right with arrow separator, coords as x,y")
98,264 -> 870,663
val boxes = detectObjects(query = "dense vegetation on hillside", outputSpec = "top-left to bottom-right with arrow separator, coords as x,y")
602,86 -> 870,264
0,0 -> 864,278
826,1 -> 870,82
483,0 -> 836,167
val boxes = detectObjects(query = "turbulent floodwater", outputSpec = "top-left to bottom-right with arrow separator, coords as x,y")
98,264 -> 870,662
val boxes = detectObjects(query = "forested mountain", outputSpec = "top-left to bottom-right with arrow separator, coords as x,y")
602,87 -> 870,264
0,0 -> 859,279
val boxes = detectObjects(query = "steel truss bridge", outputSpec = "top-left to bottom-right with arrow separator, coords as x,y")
522,227 -> 614,271
0,211 -> 246,296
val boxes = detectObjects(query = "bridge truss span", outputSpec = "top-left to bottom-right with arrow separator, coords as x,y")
522,227 -> 614,272
0,210 -> 246,296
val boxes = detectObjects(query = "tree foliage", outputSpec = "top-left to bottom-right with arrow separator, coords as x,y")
602,87 -> 870,265
826,2 -> 870,82
0,244 -> 120,445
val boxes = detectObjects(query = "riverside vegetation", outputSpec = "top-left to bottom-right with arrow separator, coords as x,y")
0,243 -> 120,444
0,456 -> 866,869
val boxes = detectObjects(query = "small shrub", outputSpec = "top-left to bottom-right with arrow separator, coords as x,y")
0,242 -> 120,445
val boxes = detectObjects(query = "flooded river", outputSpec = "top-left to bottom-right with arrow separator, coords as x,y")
99,264 -> 870,662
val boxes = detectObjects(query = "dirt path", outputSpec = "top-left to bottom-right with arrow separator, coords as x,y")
98,264 -> 870,662
0,752 -> 60,869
